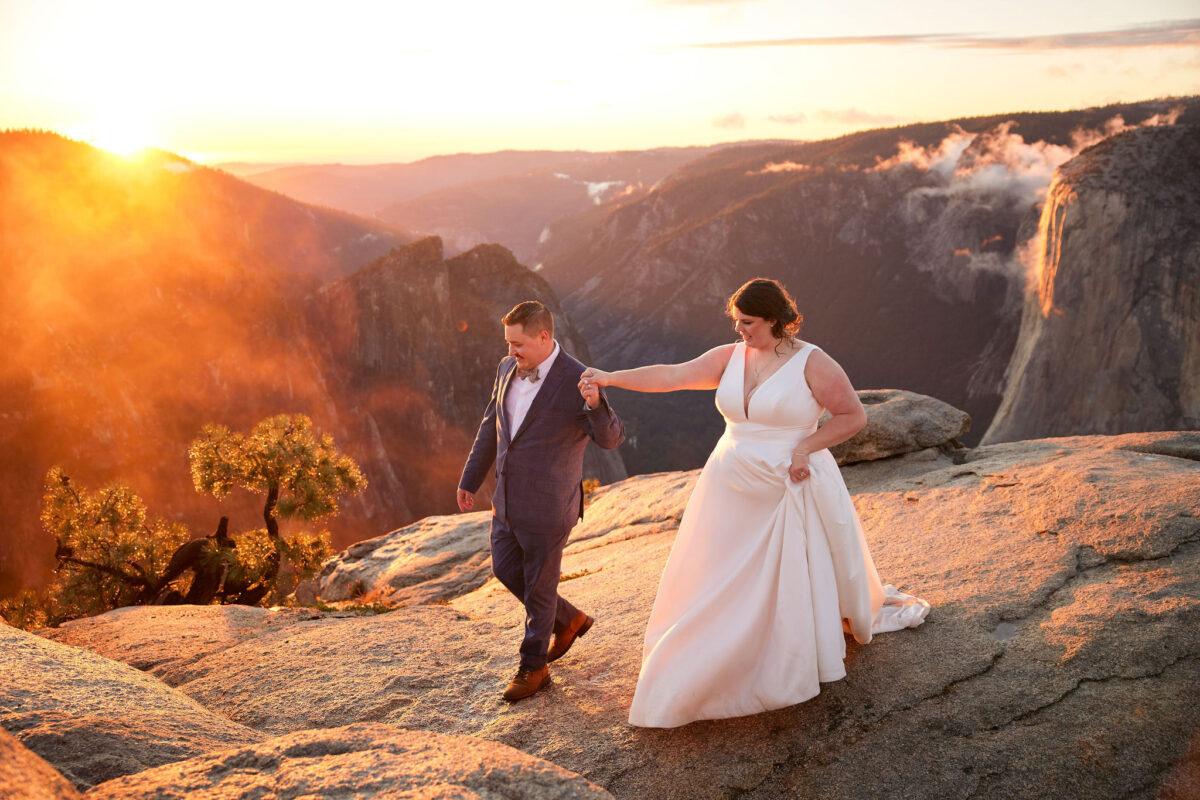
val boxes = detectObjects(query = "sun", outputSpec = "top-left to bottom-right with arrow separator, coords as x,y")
69,115 -> 158,157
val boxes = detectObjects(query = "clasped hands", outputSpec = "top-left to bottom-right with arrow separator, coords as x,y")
578,367 -> 611,410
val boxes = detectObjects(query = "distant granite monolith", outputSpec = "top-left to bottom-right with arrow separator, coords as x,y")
984,124 -> 1200,443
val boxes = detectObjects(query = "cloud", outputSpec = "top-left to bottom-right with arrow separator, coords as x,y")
748,161 -> 814,175
712,112 -> 747,129
768,109 -> 900,126
681,17 -> 1200,51
815,108 -> 900,124
870,107 -> 1185,300
963,18 -> 1200,50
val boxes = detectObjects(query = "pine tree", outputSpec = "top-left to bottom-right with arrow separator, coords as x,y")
189,413 -> 365,600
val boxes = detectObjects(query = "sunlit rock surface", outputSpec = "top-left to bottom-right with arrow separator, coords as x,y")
41,430 -> 1200,799
316,513 -> 494,604
37,605 -> 329,685
985,124 -> 1200,443
0,728 -> 81,800
0,624 -> 263,789
86,723 -> 612,800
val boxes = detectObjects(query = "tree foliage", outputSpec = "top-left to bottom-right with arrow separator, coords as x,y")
186,413 -> 363,604
190,414 -> 366,531
231,527 -> 333,606
0,467 -> 189,629
0,415 -> 362,631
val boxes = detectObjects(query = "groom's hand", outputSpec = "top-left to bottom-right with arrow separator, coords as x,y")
456,489 -> 475,512
578,373 -> 601,409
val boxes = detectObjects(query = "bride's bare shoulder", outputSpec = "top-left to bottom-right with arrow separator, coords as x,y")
801,344 -> 849,379
701,342 -> 738,366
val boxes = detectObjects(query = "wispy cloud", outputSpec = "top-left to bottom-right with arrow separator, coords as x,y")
681,18 -> 1200,51
815,108 -> 900,124
768,109 -> 900,126
748,161 -> 813,175
713,111 -> 747,129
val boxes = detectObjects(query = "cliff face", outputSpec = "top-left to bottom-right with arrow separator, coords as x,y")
984,125 -> 1200,443
307,238 -> 626,525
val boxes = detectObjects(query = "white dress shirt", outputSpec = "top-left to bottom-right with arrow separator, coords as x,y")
505,341 -> 561,435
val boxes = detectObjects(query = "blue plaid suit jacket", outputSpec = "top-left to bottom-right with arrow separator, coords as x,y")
459,349 -> 625,535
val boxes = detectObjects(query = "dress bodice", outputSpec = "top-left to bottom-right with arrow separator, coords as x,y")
715,342 -> 823,437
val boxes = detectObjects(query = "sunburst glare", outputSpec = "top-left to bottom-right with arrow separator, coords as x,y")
68,115 -> 157,157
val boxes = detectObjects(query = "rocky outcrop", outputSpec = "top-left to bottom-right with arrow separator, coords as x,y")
985,124 -> 1200,443
0,623 -> 264,789
0,728 -> 81,800
825,389 -> 970,464
41,430 -> 1200,799
86,723 -> 612,800
315,513 -> 493,604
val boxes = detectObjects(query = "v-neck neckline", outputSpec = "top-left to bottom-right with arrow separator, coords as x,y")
741,341 -> 807,419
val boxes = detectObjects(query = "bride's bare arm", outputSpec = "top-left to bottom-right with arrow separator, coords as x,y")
581,344 -> 736,393
793,349 -> 867,454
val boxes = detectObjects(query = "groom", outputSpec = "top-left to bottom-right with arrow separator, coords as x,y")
457,300 -> 625,701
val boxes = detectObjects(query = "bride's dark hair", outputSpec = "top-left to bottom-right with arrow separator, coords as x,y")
727,278 -> 803,341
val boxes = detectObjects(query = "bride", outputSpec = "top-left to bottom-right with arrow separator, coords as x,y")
579,278 -> 929,729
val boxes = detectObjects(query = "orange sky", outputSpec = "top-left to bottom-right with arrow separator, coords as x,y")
1,0 -> 1197,164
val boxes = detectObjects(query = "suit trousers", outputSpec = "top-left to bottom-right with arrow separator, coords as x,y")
490,515 -> 580,669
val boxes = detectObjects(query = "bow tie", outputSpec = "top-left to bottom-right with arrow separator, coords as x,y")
516,366 -> 540,383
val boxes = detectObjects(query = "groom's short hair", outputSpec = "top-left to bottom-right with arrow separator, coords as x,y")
502,301 -> 554,338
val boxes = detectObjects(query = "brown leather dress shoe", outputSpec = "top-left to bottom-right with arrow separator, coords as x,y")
502,665 -> 550,702
548,611 -> 594,663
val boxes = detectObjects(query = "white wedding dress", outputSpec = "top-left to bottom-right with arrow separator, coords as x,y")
627,342 -> 929,728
